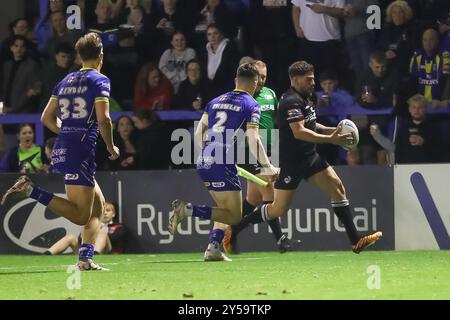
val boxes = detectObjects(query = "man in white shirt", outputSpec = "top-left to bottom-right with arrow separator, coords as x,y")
291,0 -> 345,77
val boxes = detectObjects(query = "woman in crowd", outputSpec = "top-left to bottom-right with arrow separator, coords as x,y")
174,59 -> 212,110
159,31 -> 197,93
134,63 -> 174,110
0,124 -> 47,173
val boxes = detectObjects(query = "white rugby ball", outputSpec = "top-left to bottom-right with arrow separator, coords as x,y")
337,119 -> 359,151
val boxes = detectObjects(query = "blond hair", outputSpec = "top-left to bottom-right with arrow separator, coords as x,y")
407,94 -> 427,108
386,0 -> 414,23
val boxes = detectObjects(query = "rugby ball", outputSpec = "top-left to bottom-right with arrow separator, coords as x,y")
337,119 -> 359,151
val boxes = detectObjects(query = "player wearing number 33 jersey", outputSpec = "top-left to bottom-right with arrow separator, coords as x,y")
51,68 -> 111,186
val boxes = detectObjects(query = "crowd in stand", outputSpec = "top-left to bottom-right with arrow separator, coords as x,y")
1,0 -> 450,171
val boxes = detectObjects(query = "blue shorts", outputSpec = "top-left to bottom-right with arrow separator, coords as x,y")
51,138 -> 96,187
197,157 -> 241,192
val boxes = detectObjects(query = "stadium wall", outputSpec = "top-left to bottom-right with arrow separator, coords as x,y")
394,164 -> 450,250
0,166 -> 396,254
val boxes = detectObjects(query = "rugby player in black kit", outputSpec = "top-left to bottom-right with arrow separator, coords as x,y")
224,61 -> 382,253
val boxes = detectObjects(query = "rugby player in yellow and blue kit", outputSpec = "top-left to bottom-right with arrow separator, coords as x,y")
1,33 -> 120,270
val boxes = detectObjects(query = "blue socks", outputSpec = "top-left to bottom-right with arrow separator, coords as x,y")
30,186 -> 54,206
192,205 -> 212,220
78,244 -> 94,261
208,229 -> 225,245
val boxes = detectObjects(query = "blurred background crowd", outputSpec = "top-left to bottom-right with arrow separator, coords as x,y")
1,0 -> 450,172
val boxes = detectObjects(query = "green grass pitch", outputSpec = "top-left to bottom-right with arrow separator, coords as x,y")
0,251 -> 449,300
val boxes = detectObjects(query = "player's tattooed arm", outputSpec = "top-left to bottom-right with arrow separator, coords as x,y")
41,98 -> 61,134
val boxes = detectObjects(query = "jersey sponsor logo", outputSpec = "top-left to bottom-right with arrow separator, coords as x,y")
284,176 -> 292,184
260,104 -> 275,112
2,196 -> 81,253
212,182 -> 225,188
65,173 -> 79,180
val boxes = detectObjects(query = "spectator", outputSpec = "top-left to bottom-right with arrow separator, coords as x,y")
103,26 -> 141,105
46,202 -> 127,255
44,11 -> 82,57
88,0 -> 120,49
315,71 -> 353,164
42,137 -> 57,173
107,115 -> 138,170
120,0 -> 146,35
200,23 -> 240,97
409,28 -> 447,103
0,18 -> 38,63
0,124 -> 46,173
343,0 -> 378,78
41,42 -> 75,107
247,0 -> 296,95
316,71 -> 354,114
141,0 -> 195,57
438,16 -> 450,85
371,94 -> 444,164
378,0 -> 418,78
355,50 -> 399,109
291,0 -> 346,79
194,0 -> 239,41
345,149 -> 362,166
134,63 -> 174,111
174,59 -> 213,110
159,31 -> 197,93
34,0 -> 66,52
131,110 -> 170,170
0,36 -> 41,117
409,0 -> 450,30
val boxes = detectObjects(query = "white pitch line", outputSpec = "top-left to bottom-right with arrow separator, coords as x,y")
0,256 -> 270,271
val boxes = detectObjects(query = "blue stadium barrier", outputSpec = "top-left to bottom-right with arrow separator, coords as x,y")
1,106 -> 449,146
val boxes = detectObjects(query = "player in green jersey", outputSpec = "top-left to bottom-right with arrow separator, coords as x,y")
223,60 -> 293,254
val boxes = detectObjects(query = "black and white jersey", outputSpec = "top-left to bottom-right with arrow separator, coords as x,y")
277,87 -> 317,165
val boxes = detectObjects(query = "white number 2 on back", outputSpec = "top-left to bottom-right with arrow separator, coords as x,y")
212,111 -> 227,133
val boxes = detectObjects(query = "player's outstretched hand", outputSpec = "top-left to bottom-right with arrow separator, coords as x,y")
330,126 -> 354,147
108,145 -> 120,160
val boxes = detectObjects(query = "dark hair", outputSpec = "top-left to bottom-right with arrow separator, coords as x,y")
185,59 -> 201,72
236,62 -> 259,81
9,18 -> 28,34
75,32 -> 103,61
319,70 -> 338,82
45,137 -> 57,149
133,109 -> 159,123
10,34 -> 27,46
369,50 -> 386,64
18,123 -> 34,134
115,115 -> 134,128
288,61 -> 314,79
135,63 -> 166,95
206,23 -> 223,35
55,42 -> 75,55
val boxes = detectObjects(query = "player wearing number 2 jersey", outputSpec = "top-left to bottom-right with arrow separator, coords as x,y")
167,63 -> 278,261
1,33 -> 120,270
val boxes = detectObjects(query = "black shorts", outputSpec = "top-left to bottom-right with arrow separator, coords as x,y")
239,147 -> 272,176
275,152 -> 329,190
